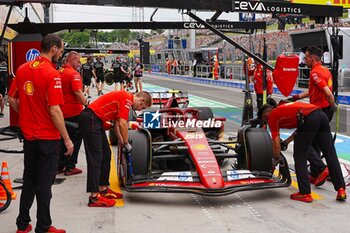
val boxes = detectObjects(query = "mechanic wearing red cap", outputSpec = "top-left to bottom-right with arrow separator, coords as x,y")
8,34 -> 73,233
291,46 -> 337,186
258,102 -> 346,203
58,51 -> 89,176
111,56 -> 128,91
252,53 -> 273,110
78,90 -> 152,207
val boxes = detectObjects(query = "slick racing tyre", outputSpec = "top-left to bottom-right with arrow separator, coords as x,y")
238,127 -> 273,173
128,130 -> 151,176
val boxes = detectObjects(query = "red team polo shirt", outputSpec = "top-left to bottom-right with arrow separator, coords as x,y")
88,91 -> 133,122
59,64 -> 84,118
253,64 -> 273,94
309,62 -> 333,108
8,56 -> 64,140
268,102 -> 320,140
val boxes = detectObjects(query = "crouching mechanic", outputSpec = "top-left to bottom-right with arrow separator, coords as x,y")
258,102 -> 346,203
78,90 -> 152,207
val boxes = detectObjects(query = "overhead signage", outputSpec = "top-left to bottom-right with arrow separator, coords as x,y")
233,0 -> 342,16
292,0 -> 350,9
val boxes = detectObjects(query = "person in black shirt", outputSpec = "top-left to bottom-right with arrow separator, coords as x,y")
82,56 -> 96,98
111,56 -> 127,91
94,56 -> 105,95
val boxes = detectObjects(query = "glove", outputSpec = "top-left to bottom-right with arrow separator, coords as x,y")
280,140 -> 288,151
123,143 -> 132,153
292,94 -> 300,101
330,104 -> 338,113
278,99 -> 290,106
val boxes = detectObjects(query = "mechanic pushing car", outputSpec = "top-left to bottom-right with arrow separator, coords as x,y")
290,46 -> 337,187
258,102 -> 346,203
78,90 -> 152,207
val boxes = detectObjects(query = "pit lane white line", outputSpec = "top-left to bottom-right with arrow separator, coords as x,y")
236,194 -> 262,218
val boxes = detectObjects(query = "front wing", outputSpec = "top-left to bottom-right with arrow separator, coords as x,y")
122,158 -> 291,196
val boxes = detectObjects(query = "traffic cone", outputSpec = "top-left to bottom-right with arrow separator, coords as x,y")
0,161 -> 16,200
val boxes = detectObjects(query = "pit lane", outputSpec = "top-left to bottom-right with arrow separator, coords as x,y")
1,75 -> 350,233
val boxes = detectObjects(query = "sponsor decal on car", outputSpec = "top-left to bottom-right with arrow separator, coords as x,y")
156,171 -> 193,182
143,111 -> 222,129
227,170 -> 256,181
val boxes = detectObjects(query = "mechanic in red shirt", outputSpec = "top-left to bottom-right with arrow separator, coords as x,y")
252,53 -> 273,110
258,102 -> 346,203
291,46 -> 337,186
78,90 -> 152,207
58,51 -> 89,176
8,34 -> 73,233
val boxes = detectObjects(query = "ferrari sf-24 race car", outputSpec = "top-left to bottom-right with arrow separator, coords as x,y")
110,90 -> 291,196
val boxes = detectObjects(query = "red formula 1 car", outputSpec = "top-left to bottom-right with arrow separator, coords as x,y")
115,91 -> 291,196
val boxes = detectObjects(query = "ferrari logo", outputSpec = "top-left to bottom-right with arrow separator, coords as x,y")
24,81 -> 34,95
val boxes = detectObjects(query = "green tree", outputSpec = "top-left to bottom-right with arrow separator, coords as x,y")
58,30 -> 90,47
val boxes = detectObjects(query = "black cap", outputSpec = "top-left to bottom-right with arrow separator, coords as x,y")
266,97 -> 277,108
257,104 -> 273,121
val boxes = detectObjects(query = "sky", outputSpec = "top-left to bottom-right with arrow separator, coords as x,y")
52,4 -> 239,23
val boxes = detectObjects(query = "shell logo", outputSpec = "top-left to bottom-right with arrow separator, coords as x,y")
328,78 -> 333,88
30,60 -> 43,69
191,144 -> 209,151
24,81 -> 34,95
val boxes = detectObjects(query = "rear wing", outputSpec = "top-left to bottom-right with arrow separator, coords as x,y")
150,90 -> 189,107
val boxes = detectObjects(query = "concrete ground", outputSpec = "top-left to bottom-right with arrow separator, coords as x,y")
1,76 -> 350,233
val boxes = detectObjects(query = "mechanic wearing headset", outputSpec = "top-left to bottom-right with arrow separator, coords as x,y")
258,102 -> 346,203
290,46 -> 337,187
78,90 -> 152,207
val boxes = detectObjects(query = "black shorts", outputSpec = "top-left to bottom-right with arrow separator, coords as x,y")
113,74 -> 124,83
0,85 -> 5,97
83,76 -> 92,86
96,75 -> 104,83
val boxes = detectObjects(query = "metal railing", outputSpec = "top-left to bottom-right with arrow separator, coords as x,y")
149,63 -> 350,90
